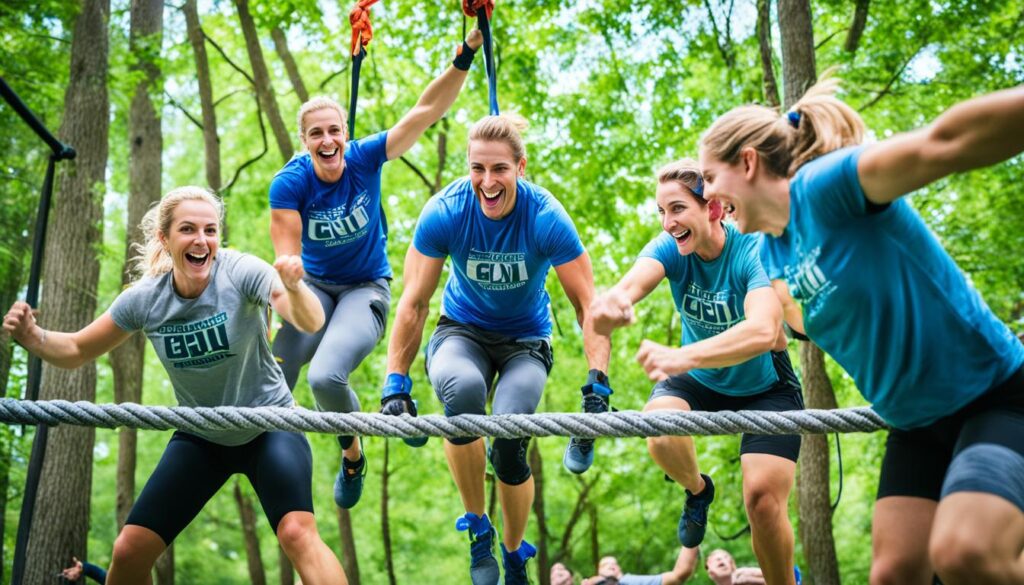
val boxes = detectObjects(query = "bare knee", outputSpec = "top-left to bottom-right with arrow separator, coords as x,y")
929,528 -> 994,583
277,513 -> 319,553
743,483 -> 783,527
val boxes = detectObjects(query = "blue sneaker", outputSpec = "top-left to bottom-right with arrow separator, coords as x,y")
333,453 -> 366,509
500,540 -> 537,585
563,388 -> 611,474
456,513 -> 500,585
677,473 -> 715,547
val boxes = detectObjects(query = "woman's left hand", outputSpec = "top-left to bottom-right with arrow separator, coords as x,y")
274,255 -> 305,291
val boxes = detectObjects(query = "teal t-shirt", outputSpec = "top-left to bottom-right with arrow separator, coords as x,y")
764,145 -> 1024,429
640,223 -> 777,396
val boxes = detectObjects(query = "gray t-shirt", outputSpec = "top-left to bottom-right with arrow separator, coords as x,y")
110,249 -> 292,446
619,575 -> 663,585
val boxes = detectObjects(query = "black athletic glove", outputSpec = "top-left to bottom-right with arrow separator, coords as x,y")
380,373 -> 416,416
581,369 -> 612,414
380,373 -> 428,447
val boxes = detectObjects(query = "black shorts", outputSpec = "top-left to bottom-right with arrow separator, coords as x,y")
125,430 -> 314,544
877,364 -> 1024,502
648,351 -> 805,462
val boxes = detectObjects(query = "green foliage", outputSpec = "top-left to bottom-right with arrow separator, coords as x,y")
1,0 -> 1022,581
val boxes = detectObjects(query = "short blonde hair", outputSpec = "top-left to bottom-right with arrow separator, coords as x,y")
132,186 -> 223,279
468,113 -> 529,161
297,96 -> 347,139
701,75 -> 865,177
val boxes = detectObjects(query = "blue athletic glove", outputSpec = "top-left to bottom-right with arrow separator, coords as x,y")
581,369 -> 612,413
380,373 -> 428,447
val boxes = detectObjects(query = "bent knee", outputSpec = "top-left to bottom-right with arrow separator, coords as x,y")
276,513 -> 318,551
743,484 -> 785,522
929,529 -> 994,582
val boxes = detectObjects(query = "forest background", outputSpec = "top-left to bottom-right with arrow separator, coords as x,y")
1,0 -> 1022,583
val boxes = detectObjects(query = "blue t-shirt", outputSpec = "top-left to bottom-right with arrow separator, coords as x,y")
764,145 -> 1024,429
413,177 -> 585,338
640,223 -> 777,396
269,131 -> 390,284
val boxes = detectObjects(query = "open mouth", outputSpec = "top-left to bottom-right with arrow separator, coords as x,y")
185,252 -> 209,267
671,228 -> 692,246
317,147 -> 339,162
481,188 -> 503,209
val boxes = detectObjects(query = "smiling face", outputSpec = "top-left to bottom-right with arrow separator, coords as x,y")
160,199 -> 220,297
468,139 -> 525,220
699,145 -> 792,236
301,107 -> 347,182
656,179 -> 722,259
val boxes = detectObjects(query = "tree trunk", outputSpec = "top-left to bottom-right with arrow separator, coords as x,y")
182,0 -> 221,191
234,0 -> 294,162
111,0 -> 163,531
778,4 -> 840,580
529,443 -> 550,585
338,507 -> 361,585
235,479 -> 267,585
381,440 -> 397,585
778,0 -> 817,108
279,546 -> 294,585
23,0 -> 110,580
844,0 -> 870,53
797,343 -> 841,585
0,254 -> 25,580
271,26 -> 309,103
155,544 -> 174,585
756,0 -> 781,108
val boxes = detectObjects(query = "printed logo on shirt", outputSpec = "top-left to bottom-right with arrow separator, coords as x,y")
681,282 -> 742,334
157,312 -> 233,368
307,191 -> 372,246
466,250 -> 529,291
784,246 -> 835,318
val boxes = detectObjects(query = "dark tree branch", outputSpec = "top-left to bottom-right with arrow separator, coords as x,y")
164,90 -> 204,131
860,40 -> 928,111
203,31 -> 255,85
399,156 -> 435,196
757,0 -> 780,107
816,27 -> 848,50
213,88 -> 247,108
556,476 -> 598,559
844,0 -> 871,53
702,0 -> 736,68
222,88 -> 268,194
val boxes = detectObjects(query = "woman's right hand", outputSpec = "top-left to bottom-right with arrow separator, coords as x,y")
3,301 -> 42,346
590,289 -> 635,336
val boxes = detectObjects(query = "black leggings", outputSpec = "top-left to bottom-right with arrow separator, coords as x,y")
125,431 -> 314,544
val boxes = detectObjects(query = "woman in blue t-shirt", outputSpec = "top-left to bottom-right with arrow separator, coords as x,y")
379,114 -> 609,585
4,187 -> 345,584
268,31 -> 483,511
589,159 -> 803,585
698,82 -> 1024,585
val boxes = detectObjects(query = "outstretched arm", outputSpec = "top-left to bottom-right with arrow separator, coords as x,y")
385,30 -> 484,161
859,85 -> 1024,204
269,209 -> 303,257
555,252 -> 610,372
637,286 -> 782,381
3,302 -> 131,369
385,247 -> 445,375
662,546 -> 700,585
589,258 -> 666,337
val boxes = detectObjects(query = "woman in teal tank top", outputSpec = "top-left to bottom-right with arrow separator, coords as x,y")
698,81 -> 1024,585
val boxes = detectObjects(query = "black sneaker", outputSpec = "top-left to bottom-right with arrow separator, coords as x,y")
677,473 -> 715,547
456,513 -> 499,585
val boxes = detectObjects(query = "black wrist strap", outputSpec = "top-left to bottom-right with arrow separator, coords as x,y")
452,41 -> 477,71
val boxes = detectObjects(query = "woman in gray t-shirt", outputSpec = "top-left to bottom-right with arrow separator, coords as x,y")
4,187 -> 347,585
